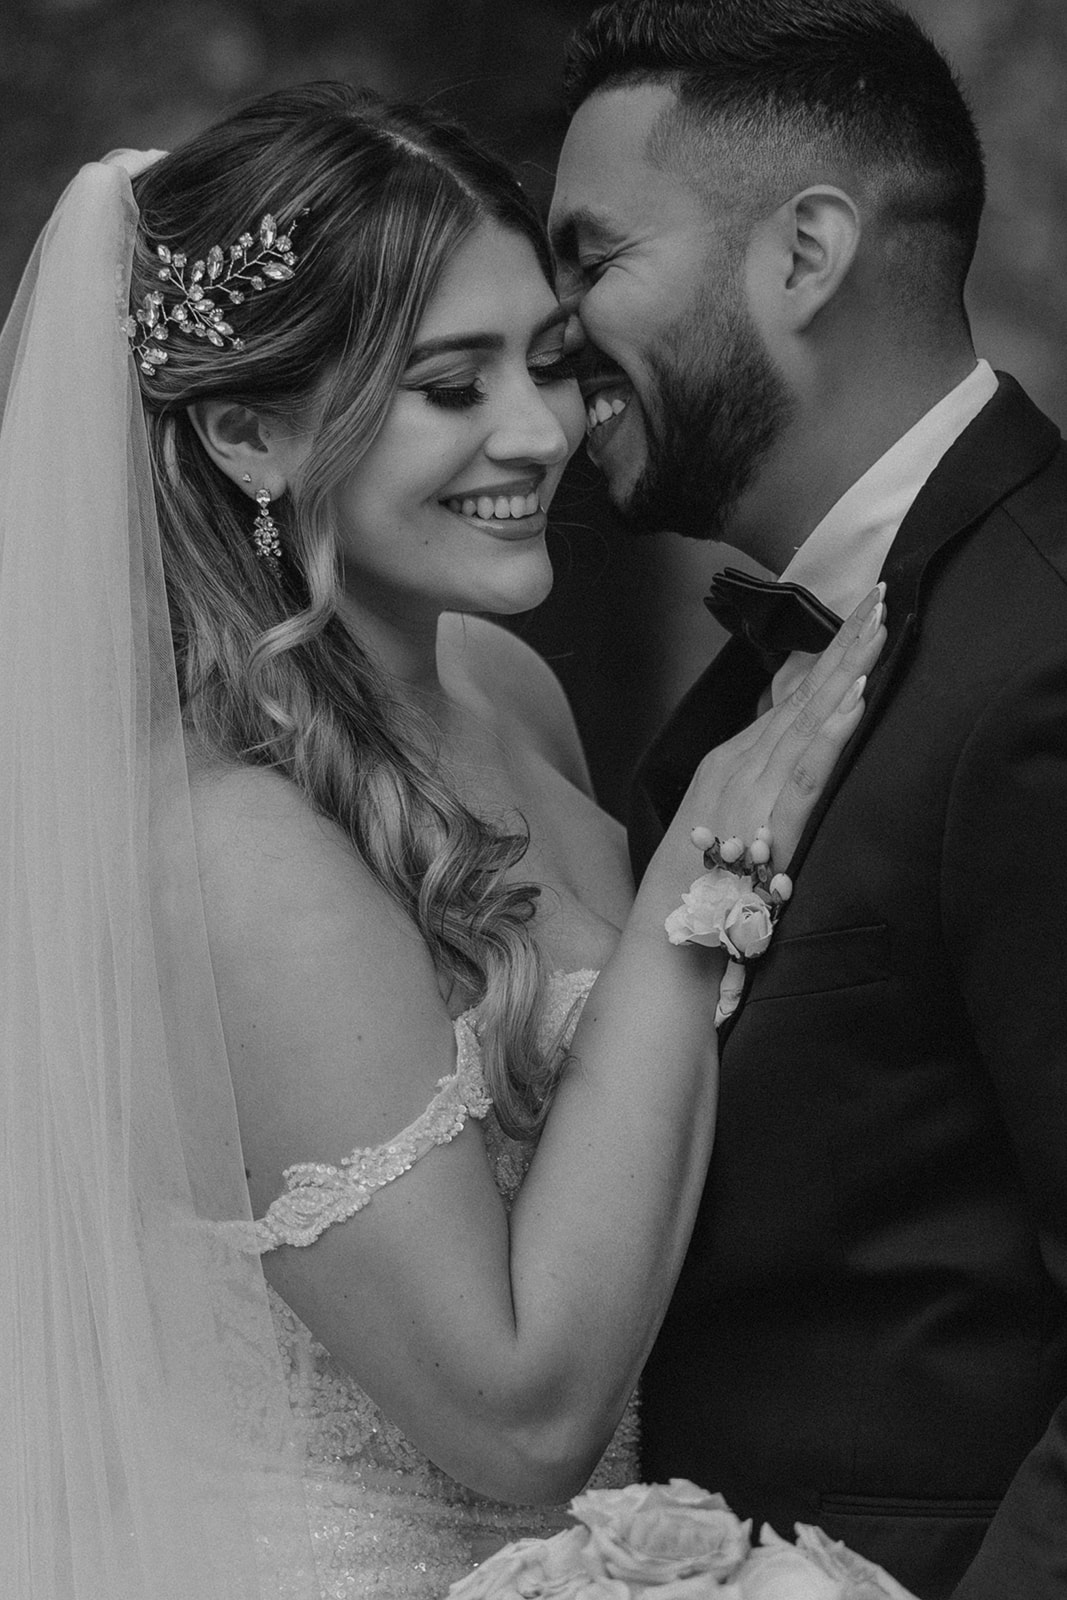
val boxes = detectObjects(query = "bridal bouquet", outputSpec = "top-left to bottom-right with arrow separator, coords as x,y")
447,1480 -> 917,1600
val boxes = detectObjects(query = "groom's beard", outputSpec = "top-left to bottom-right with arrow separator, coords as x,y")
618,296 -> 794,541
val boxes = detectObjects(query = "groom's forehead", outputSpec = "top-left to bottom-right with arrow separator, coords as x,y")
550,83 -> 697,240
554,84 -> 668,194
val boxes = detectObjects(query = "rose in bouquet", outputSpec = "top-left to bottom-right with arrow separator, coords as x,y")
446,1480 -> 919,1600
735,1522 -> 919,1599
572,1479 -> 750,1594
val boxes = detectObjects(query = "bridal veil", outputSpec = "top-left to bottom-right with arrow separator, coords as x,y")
0,155 -> 315,1597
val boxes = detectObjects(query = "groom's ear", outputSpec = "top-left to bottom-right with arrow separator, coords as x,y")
751,187 -> 861,335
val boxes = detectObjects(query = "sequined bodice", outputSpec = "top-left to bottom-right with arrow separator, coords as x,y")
257,971 -> 640,1600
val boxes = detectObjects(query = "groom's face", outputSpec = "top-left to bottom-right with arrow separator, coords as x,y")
550,83 -> 792,539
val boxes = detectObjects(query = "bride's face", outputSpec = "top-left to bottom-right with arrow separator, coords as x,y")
331,221 -> 585,625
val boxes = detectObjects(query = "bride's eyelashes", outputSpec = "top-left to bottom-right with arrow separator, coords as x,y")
415,353 -> 581,411
529,352 -> 581,386
419,380 -> 488,410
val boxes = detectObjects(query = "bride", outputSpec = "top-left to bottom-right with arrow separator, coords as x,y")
0,83 -> 884,1599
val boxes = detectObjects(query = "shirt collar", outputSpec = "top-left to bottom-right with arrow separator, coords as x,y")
776,359 -> 999,619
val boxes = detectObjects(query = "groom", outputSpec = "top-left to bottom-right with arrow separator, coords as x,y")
550,2 -> 1067,1597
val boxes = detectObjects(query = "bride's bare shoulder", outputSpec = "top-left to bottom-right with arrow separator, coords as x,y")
186,755 -> 330,859
438,613 -> 593,794
183,753 -> 399,931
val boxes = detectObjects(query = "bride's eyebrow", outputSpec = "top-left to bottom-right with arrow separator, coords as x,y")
406,306 -> 568,366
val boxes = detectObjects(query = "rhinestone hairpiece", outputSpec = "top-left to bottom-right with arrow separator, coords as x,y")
125,213 -> 300,376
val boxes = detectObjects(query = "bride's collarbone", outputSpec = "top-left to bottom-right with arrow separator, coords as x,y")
443,739 -> 629,970
433,617 -> 630,918
525,878 -> 622,976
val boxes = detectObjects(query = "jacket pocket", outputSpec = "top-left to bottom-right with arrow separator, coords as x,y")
748,921 -> 891,1002
819,1492 -> 999,1520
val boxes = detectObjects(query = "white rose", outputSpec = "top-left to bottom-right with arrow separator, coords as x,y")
447,1527 -> 604,1600
735,1522 -> 920,1600
664,871 -> 752,952
571,1480 -> 751,1586
737,1541 -> 842,1600
720,896 -> 775,960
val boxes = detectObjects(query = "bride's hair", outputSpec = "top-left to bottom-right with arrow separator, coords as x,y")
130,82 -> 564,1138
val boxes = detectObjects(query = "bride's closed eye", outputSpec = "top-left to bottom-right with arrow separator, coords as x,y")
527,319 -> 584,388
528,351 -> 581,386
419,378 -> 487,410
414,350 -> 580,411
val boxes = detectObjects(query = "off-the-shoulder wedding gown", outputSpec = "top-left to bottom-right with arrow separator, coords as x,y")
250,970 -> 639,1600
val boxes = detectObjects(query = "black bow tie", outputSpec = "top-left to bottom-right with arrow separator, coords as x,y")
705,567 -> 843,658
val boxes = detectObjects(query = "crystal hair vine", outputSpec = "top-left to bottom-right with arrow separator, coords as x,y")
125,213 -> 301,375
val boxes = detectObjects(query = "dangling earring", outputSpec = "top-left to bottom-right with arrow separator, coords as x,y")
252,487 -> 282,573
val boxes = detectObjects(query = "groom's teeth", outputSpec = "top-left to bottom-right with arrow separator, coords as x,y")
586,394 -> 629,431
444,490 -> 542,519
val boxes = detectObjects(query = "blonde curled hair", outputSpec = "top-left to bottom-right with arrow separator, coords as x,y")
131,83 -> 568,1137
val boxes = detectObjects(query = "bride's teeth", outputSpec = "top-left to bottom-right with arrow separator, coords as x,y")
610,398 -> 626,415
445,490 -> 541,519
594,396 -> 614,424
586,405 -> 599,430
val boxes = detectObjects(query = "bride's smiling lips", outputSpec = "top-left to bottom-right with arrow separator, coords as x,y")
439,474 -> 547,539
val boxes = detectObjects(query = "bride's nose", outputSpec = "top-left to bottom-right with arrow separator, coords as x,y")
483,378 -> 574,467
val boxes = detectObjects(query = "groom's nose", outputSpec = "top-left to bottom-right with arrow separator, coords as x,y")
555,308 -> 616,388
552,257 -> 585,313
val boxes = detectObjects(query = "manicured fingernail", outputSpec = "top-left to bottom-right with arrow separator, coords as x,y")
840,674 -> 866,713
861,602 -> 883,640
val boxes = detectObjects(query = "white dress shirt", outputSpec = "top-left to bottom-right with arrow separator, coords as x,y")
769,359 -> 999,706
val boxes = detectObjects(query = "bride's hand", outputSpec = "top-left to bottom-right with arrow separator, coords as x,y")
641,584 -> 887,914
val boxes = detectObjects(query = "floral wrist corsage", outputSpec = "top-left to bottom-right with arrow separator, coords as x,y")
665,827 -> 792,1027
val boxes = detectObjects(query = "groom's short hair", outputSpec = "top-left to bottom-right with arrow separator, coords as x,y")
563,0 -> 985,317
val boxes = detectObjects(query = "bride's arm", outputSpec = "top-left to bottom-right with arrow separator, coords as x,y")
194,591 -> 884,1505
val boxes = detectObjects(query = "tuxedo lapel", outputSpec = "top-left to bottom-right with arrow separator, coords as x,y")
878,373 -> 1060,606
773,374 -> 1062,887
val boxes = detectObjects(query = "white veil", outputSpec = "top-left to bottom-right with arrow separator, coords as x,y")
0,155 -> 315,1597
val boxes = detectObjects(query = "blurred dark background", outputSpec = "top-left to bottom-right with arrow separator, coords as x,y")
3,0 -> 1065,817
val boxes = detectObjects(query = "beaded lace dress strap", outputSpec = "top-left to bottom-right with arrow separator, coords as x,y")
253,1011 -> 491,1254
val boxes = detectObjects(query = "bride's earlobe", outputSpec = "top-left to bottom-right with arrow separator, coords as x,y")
187,399 -> 274,491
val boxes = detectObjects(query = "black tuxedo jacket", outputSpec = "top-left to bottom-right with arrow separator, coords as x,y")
632,377 -> 1067,1600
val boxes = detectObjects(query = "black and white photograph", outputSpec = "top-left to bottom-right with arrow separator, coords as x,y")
2,3 -> 1066,1597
